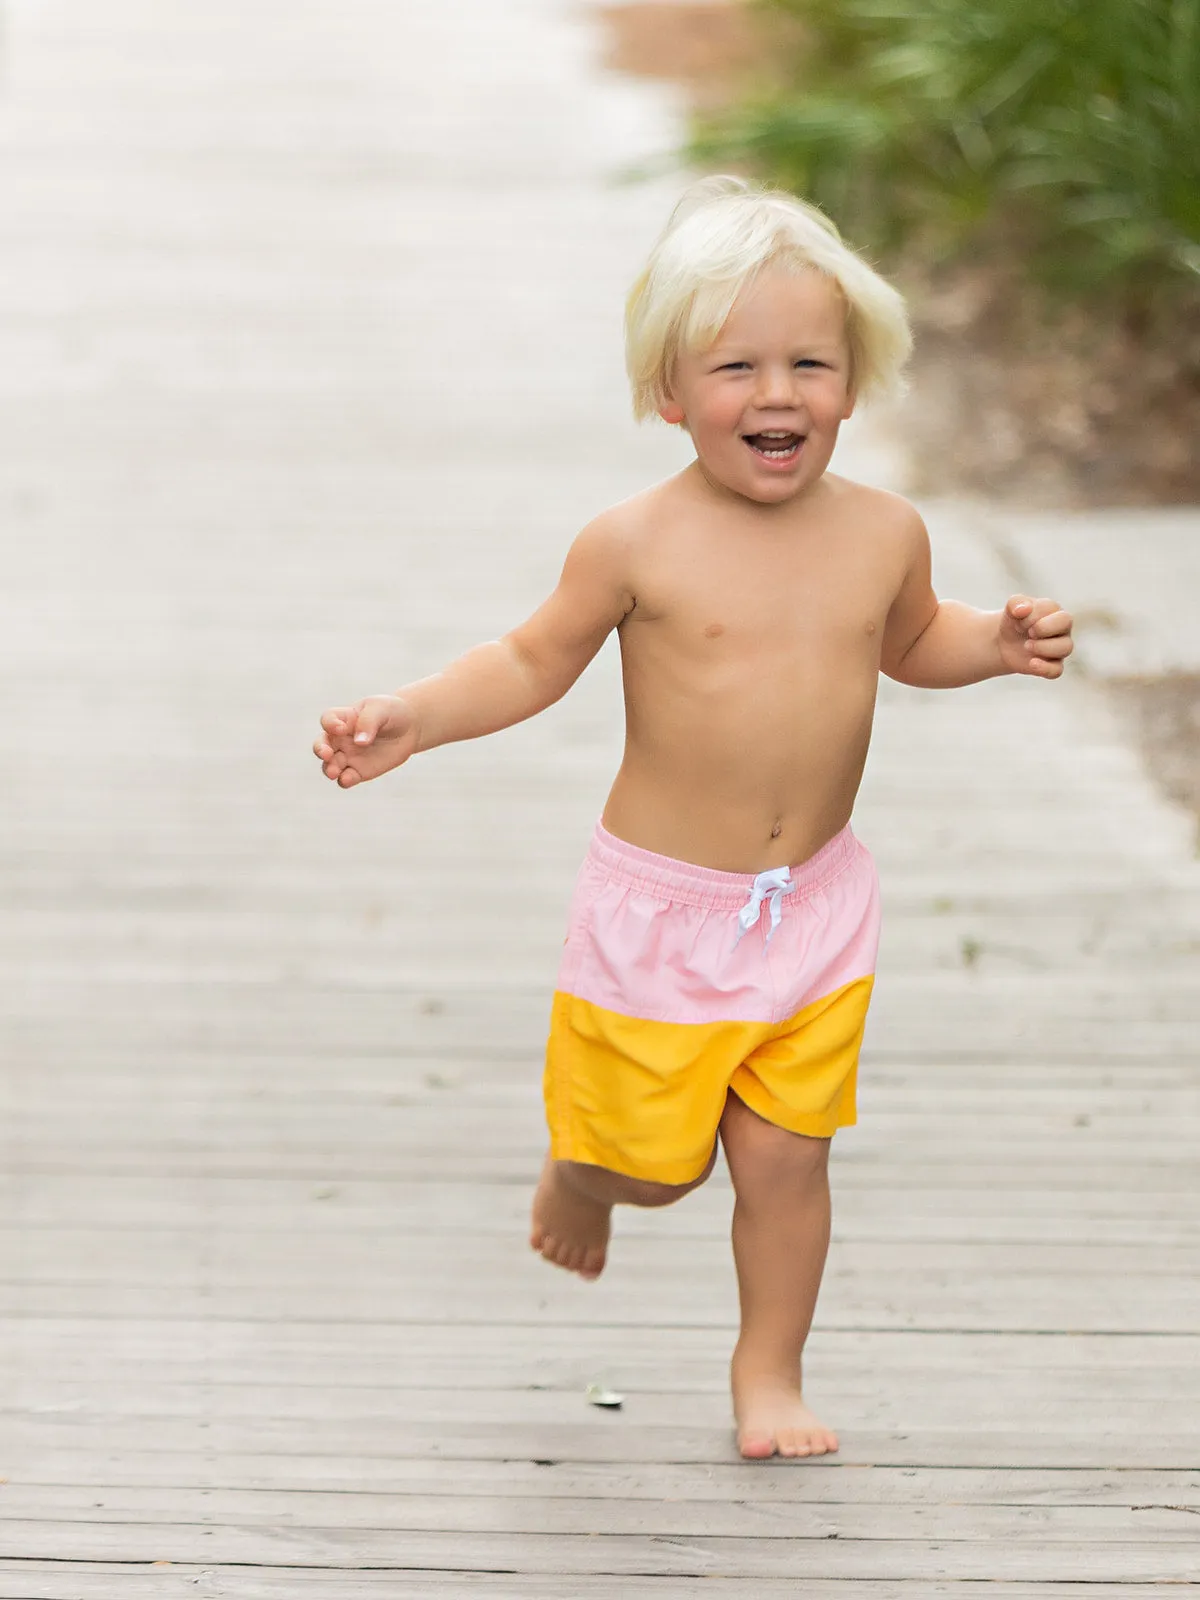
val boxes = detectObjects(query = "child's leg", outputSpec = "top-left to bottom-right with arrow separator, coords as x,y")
719,1090 -> 839,1460
531,1150 -> 716,1281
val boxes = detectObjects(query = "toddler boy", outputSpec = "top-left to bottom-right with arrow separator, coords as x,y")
314,178 -> 1074,1459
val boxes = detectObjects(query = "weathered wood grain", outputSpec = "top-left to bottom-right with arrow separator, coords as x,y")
0,1573 -> 1187,1600
3,1464 -> 1197,1508
7,1416 -> 1200,1470
5,1488 -> 1200,1543
0,1523 -> 1197,1581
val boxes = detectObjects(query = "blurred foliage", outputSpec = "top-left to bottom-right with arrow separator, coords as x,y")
687,0 -> 1200,302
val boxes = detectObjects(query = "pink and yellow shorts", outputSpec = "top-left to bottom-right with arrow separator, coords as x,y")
544,822 -> 880,1184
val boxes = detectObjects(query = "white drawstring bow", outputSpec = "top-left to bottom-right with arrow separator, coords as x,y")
734,867 -> 796,947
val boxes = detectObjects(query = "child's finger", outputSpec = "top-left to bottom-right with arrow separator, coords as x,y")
321,707 -> 354,736
1026,656 -> 1064,677
1027,609 -> 1072,638
352,698 -> 388,745
1025,635 -> 1073,659
1006,595 -> 1034,621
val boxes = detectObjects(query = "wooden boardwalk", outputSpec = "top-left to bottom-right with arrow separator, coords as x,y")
2,1 -> 1198,1594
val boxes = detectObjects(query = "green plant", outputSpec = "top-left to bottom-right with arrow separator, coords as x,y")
688,0 -> 1200,299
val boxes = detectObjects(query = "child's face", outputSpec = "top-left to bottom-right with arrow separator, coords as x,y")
661,267 -> 855,505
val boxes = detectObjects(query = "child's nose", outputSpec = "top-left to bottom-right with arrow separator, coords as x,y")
754,364 -> 798,408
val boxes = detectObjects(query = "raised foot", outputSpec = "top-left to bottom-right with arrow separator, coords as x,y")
732,1360 -> 839,1461
530,1158 -> 611,1280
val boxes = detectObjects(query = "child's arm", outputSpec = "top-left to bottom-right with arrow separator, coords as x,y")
880,511 -> 1073,688
314,514 -> 635,788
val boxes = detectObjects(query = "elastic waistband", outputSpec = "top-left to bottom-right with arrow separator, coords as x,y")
588,821 -> 860,911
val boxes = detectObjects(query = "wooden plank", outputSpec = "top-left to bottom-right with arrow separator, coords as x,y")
3,1489 -> 1198,1542
8,1380 -> 1200,1436
0,1571 -> 1183,1600
7,1363 -> 1200,1410
7,1210 -> 1200,1248
3,1281 -> 1198,1336
0,1524 -> 1194,1581
6,1134 -> 1199,1180
6,1176 -> 1198,1239
8,1418 -> 1200,1469
9,1343 -> 1200,1398
4,1227 -> 1197,1278
7,1065 -> 1200,1116
7,1317 -> 1195,1361
2,1465 -> 1196,1508
8,1105 -> 1200,1160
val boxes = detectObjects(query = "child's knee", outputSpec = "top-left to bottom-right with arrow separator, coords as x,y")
722,1094 -> 829,1190
559,1146 -> 715,1209
625,1143 -> 718,1207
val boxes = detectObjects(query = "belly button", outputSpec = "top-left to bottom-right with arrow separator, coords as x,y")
770,821 -> 782,839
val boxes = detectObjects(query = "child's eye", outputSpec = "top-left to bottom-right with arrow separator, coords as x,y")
795,359 -> 826,369
716,361 -> 750,372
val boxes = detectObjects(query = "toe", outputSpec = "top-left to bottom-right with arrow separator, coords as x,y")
738,1431 -> 777,1460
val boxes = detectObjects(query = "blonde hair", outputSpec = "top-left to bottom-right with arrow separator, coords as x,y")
625,176 -> 911,422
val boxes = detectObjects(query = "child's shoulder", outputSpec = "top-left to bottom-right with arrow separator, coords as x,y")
556,487 -> 668,604
821,473 -> 926,536
572,479 -> 675,554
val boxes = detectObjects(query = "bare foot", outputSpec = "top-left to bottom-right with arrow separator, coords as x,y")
731,1352 -> 839,1460
530,1158 -> 611,1280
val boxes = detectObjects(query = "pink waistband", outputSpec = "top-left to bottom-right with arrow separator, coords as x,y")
588,821 -> 860,912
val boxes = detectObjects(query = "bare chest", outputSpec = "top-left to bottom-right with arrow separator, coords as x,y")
629,541 -> 890,665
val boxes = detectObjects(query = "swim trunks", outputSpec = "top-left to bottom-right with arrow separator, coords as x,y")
543,821 -> 880,1184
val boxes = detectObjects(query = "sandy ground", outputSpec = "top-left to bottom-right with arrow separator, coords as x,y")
1110,674 -> 1200,841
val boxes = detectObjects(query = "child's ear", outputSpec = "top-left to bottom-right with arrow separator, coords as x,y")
657,399 -> 686,426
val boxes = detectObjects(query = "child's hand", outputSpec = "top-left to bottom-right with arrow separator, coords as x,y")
999,596 -> 1074,679
313,695 -> 420,787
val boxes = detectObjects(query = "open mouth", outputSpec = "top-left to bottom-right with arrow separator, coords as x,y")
743,431 -> 804,465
